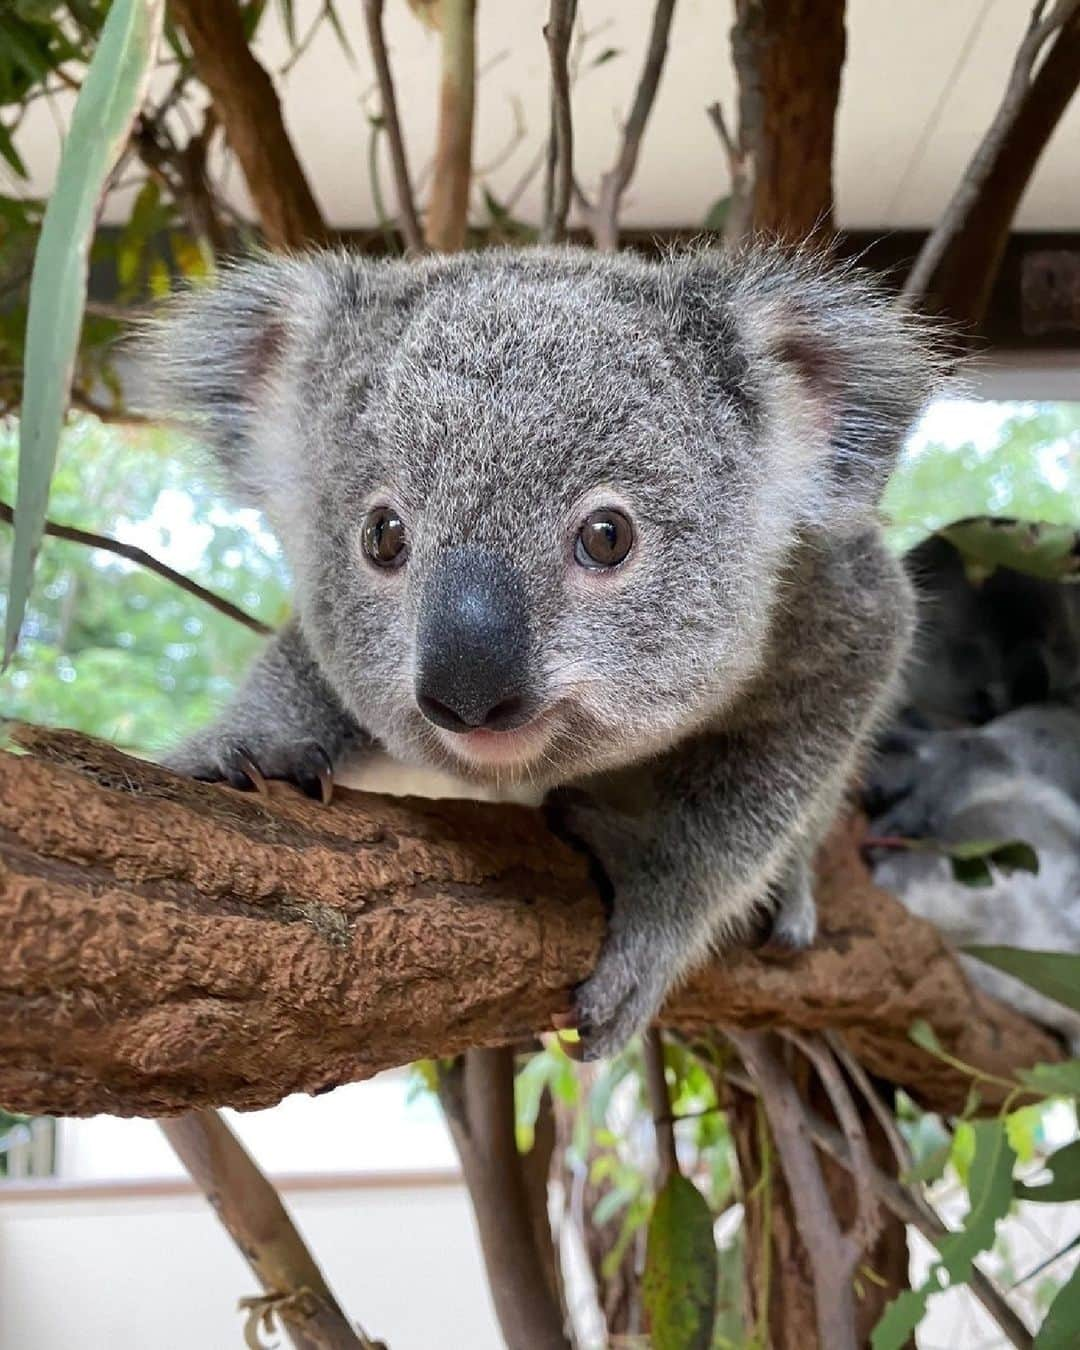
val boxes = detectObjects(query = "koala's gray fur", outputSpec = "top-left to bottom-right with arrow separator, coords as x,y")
870,705 -> 1080,1050
147,243 -> 943,1058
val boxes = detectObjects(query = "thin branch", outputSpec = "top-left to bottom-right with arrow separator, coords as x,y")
903,0 -> 1080,305
785,1031 -> 882,1254
728,1029 -> 859,1350
643,1029 -> 678,1186
0,500 -> 273,637
437,1049 -> 572,1350
726,1064 -> 1034,1350
160,1110 -> 377,1350
585,0 -> 677,251
361,0 -> 426,255
826,1030 -> 911,1178
541,0 -> 577,244
425,0 -> 476,252
704,100 -> 751,245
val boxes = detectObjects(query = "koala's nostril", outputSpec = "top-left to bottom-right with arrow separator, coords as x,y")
483,695 -> 526,730
417,693 -> 471,733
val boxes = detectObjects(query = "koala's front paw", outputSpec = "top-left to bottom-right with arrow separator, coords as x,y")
761,857 -> 817,952
571,934 -> 669,1061
165,734 -> 334,804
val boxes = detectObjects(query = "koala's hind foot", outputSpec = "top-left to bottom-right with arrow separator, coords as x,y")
165,733 -> 336,804
761,855 -> 818,952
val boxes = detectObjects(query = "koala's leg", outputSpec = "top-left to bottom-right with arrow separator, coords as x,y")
163,618 -> 365,800
763,850 -> 817,951
555,532 -> 912,1059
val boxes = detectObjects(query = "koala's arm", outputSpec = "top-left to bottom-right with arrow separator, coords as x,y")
163,618 -> 365,796
559,531 -> 912,1058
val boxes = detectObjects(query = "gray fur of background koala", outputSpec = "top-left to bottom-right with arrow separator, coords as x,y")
146,244 -> 944,1058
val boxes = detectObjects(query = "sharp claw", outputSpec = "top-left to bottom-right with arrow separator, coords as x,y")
315,755 -> 334,806
233,745 -> 270,799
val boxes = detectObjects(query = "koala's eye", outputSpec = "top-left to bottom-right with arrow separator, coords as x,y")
575,508 -> 634,569
362,506 -> 408,568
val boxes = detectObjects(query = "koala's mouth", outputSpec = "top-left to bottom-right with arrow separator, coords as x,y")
438,709 -> 556,770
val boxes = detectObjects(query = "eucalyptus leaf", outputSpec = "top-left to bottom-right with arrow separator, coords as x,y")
965,948 -> 1080,1015
643,1173 -> 718,1350
942,517 -> 1080,583
4,0 -> 164,666
1035,1260 -> 1080,1349
872,1119 -> 1016,1349
1016,1139 -> 1080,1204
1018,1061 -> 1080,1098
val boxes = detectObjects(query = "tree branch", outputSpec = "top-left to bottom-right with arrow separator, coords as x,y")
584,0 -> 677,251
169,0 -> 327,249
160,1109 -> 378,1350
0,726 -> 1061,1121
0,500 -> 273,637
903,0 -> 1080,319
643,1029 -> 678,1186
437,1049 -> 572,1350
425,0 -> 476,252
361,0 -> 426,256
541,0 -> 577,244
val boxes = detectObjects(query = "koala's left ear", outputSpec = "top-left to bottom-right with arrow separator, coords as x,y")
669,247 -> 948,511
138,252 -> 382,511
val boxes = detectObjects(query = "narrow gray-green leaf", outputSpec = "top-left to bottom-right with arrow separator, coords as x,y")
1035,1261 -> 1080,1349
643,1172 -> 718,1350
1018,1060 -> 1080,1098
965,948 -> 1080,1015
4,0 -> 164,666
1016,1139 -> 1080,1204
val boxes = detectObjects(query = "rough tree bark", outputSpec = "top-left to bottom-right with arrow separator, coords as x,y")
169,0 -> 328,250
722,0 -> 847,243
0,726 -> 1060,1120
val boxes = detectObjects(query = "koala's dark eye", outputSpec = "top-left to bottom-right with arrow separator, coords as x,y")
362,506 -> 408,568
575,508 -> 634,570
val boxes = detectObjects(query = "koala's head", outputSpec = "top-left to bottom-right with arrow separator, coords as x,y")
147,245 -> 942,786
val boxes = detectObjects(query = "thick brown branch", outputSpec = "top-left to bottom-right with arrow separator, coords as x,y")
362,0 -> 426,255
160,1109 -> 375,1350
0,726 -> 1061,1119
437,1050 -> 571,1350
0,500 -> 272,637
425,0 -> 476,253
169,0 -> 327,250
904,0 -> 1080,321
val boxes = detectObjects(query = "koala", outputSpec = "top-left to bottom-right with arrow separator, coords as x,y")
868,705 -> 1080,1049
148,244 -> 942,1059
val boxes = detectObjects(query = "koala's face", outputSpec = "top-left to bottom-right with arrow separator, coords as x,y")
153,247 -> 941,785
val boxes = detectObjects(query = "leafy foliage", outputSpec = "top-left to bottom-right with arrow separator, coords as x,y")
965,947 -> 1080,1016
643,1172 -> 718,1350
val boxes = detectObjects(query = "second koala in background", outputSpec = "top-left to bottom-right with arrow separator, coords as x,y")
148,245 -> 942,1058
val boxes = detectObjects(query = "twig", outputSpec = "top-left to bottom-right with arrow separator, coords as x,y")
438,1049 -> 572,1350
541,0 -> 577,244
160,1110 -> 375,1350
785,1031 -> 882,1252
583,0 -> 677,251
825,1030 -> 910,1177
361,0 -> 425,255
903,0 -> 1080,304
643,1029 -> 678,1186
704,101 -> 751,245
0,500 -> 273,637
725,1063 -> 1034,1350
728,1029 -> 860,1350
425,0 -> 476,252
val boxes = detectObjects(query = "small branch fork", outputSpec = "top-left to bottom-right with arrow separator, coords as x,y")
575,0 -> 678,251
0,499 -> 272,638
361,0 -> 426,255
903,0 -> 1080,306
160,1110 -> 382,1350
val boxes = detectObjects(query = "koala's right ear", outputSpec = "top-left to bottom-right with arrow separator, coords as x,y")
140,253 -> 361,509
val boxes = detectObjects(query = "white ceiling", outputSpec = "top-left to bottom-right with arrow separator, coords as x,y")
12,0 -> 1080,234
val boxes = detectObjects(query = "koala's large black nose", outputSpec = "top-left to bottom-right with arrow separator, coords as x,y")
415,546 -> 535,733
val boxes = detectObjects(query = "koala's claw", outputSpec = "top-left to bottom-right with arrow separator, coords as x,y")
571,961 -> 667,1062
175,737 -> 335,805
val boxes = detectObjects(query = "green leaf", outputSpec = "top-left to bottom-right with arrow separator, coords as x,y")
909,1018 -> 945,1056
872,1119 -> 1016,1350
590,46 -> 622,66
1016,1139 -> 1080,1203
945,838 -> 1039,887
1018,1061 -> 1080,1097
1035,1260 -> 1080,1349
0,117 -> 27,179
4,0 -> 165,666
902,1141 -> 951,1186
702,197 -> 730,232
965,947 -> 1080,1015
643,1173 -> 718,1350
942,518 -> 1080,583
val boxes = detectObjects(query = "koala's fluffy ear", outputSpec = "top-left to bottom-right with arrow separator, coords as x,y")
669,246 -> 949,517
140,252 -> 367,510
